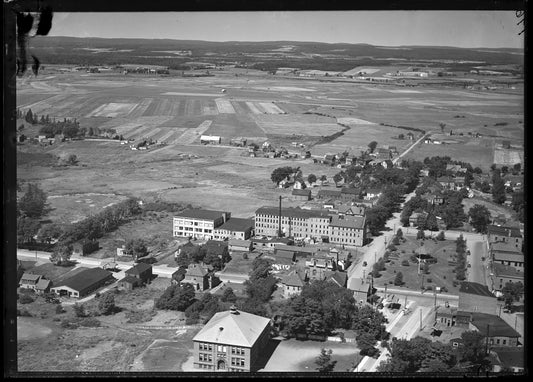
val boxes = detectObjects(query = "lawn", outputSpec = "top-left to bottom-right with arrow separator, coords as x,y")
374,235 -> 461,295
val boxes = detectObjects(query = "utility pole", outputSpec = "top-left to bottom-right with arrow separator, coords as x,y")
419,308 -> 423,331
485,324 -> 490,355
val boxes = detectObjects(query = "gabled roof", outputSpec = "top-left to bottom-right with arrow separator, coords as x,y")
175,209 -> 228,221
492,263 -> 523,279
487,225 -> 522,238
215,218 -> 254,232
282,271 -> 304,287
35,278 -> 51,290
54,268 -> 113,291
20,273 -> 41,283
341,187 -> 359,195
347,277 -> 371,292
193,309 -> 271,347
119,275 -> 141,284
470,313 -> 520,338
275,250 -> 296,261
459,281 -> 494,298
490,241 -> 521,254
186,263 -> 208,277
327,271 -> 347,287
330,215 -> 365,229
292,189 -> 311,196
317,189 -> 342,197
126,262 -> 152,275
493,347 -> 524,368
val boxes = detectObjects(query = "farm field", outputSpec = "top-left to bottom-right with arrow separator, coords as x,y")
16,69 -> 523,235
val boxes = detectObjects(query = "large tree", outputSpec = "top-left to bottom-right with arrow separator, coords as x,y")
368,141 -> 378,153
491,170 -> 506,204
333,172 -> 343,187
37,223 -> 63,243
98,292 -> 117,315
17,216 -> 40,244
271,166 -> 295,185
50,244 -> 73,266
315,348 -> 337,372
502,281 -> 524,307
156,283 -> 196,311
125,238 -> 148,260
307,173 -> 317,184
18,183 -> 47,218
468,204 -> 492,233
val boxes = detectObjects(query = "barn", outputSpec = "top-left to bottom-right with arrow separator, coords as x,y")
200,135 -> 221,144
50,268 -> 114,298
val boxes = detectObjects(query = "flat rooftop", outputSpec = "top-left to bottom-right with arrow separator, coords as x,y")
175,209 -> 229,221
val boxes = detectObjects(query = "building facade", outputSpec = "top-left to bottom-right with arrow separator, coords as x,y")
192,307 -> 271,372
254,206 -> 331,240
213,218 -> 254,240
328,215 -> 366,246
173,209 -> 230,240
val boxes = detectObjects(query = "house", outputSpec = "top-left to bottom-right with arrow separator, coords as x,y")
182,263 -> 210,291
340,187 -> 361,202
364,189 -> 382,200
228,239 -> 252,253
458,281 -> 498,317
50,268 -> 114,298
192,306 -> 271,371
348,277 -> 372,304
490,242 -> 523,269
250,236 -> 293,250
328,215 -> 366,246
200,135 -> 221,144
278,178 -> 295,189
337,203 -> 365,217
173,209 -> 231,240
446,164 -> 467,174
453,176 -> 466,190
491,348 -> 524,373
73,240 -> 99,256
281,271 -> 305,298
117,275 -> 142,290
435,305 -> 457,327
230,137 -> 247,147
171,267 -> 187,285
491,263 -> 523,297
292,179 -> 306,190
406,132 -> 415,140
175,241 -> 202,261
409,212 -> 428,227
487,225 -> 523,249
437,176 -> 455,190
327,270 -> 347,288
213,218 -> 254,240
469,312 -> 521,347
125,263 -> 153,285
317,189 -> 342,200
323,154 -> 336,165
19,273 -> 41,290
35,278 -> 52,294
292,189 -> 311,201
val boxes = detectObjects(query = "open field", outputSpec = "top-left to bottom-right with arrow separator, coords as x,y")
16,70 -> 522,239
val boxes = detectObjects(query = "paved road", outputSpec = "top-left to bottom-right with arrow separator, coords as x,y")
466,240 -> 487,284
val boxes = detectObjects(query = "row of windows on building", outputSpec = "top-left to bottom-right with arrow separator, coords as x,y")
198,355 -> 246,367
174,220 -> 213,227
490,338 -> 508,345
175,226 -> 213,233
198,343 -> 246,355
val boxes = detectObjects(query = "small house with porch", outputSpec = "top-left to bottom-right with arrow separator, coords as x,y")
125,263 -> 153,285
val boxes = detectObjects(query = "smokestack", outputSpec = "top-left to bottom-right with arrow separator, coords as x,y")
279,195 -> 282,238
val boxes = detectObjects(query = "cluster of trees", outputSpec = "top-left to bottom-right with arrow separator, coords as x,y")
377,331 -> 491,373
501,281 -> 524,308
241,258 -> 278,316
454,235 -> 468,281
59,198 -> 141,245
155,283 -> 196,311
175,241 -> 231,272
422,156 -> 474,186
271,166 -> 300,185
17,183 -> 49,246
184,292 -> 226,324
467,204 -> 492,233
366,185 -> 406,236
491,169 -> 506,205
124,238 -> 148,260
511,190 -> 524,222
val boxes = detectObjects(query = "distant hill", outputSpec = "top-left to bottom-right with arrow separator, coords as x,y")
29,36 -> 523,72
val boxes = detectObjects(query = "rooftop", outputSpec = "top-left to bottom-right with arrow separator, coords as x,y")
55,267 -> 113,291
216,218 -> 254,232
317,189 -> 342,197
255,206 -> 330,220
329,215 -> 365,229
292,189 -> 311,196
126,262 -> 152,275
492,347 -> 524,368
192,309 -> 271,347
490,241 -> 522,254
20,273 -> 41,282
281,271 -> 304,287
459,281 -> 495,298
274,245 -> 319,255
119,275 -> 141,284
35,278 -> 51,289
487,225 -> 522,238
492,263 -> 523,279
175,209 -> 229,221
186,263 -> 208,277
347,277 -> 371,292
470,312 -> 521,338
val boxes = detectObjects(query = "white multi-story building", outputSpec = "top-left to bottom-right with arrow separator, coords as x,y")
173,209 -> 230,240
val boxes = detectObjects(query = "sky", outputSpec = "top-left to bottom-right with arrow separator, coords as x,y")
49,11 -> 524,49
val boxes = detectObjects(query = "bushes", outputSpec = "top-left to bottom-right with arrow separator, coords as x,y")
125,309 -> 155,323
19,294 -> 35,304
55,304 -> 65,314
17,308 -> 32,317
